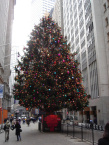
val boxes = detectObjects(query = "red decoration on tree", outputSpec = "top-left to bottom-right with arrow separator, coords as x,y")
44,115 -> 61,131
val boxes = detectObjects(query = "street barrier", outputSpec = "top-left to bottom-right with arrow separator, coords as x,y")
61,123 -> 104,145
38,122 -> 41,132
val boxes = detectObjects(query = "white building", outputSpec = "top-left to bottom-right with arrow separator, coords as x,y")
31,0 -> 56,28
52,0 -> 64,35
89,0 -> 109,126
0,0 -> 16,119
52,0 -> 109,126
9,46 -> 18,105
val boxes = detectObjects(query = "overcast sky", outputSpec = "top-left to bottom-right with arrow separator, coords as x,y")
12,0 -> 32,50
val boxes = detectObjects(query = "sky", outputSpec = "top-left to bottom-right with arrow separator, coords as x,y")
12,0 -> 55,54
12,0 -> 32,53
10,0 -> 32,100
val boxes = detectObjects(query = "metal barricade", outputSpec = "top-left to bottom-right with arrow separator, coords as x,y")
61,123 -> 104,145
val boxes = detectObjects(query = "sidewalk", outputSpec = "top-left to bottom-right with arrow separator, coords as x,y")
0,122 -> 92,145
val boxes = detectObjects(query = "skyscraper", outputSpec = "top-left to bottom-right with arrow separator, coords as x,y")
52,0 -> 64,35
53,0 -> 109,125
0,0 -> 16,123
31,0 -> 56,28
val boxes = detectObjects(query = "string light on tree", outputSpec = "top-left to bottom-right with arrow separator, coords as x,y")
13,16 -> 89,113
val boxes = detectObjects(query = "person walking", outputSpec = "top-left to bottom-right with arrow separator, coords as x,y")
15,120 -> 22,141
11,119 -> 15,130
10,117 -> 13,125
26,117 -> 30,126
4,120 -> 10,142
98,122 -> 109,145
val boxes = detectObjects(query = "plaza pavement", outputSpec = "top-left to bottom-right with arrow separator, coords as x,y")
0,122 -> 92,145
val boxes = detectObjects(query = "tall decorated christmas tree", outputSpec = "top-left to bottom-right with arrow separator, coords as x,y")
13,17 -> 89,114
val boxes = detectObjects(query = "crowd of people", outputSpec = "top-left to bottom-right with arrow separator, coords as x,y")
3,116 -> 109,144
3,116 -> 38,142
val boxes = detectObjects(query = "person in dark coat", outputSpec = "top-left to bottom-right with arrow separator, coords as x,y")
4,120 -> 10,142
98,122 -> 109,145
15,120 -> 22,141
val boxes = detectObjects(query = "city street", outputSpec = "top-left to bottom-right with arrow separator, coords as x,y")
0,122 -> 92,145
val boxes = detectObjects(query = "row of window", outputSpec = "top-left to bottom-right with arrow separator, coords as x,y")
64,1 -> 99,98
81,60 -> 98,98
88,49 -> 96,63
105,17 -> 109,27
89,62 -> 99,98
107,32 -> 109,42
88,41 -> 95,54
82,60 -> 87,70
91,83 -> 98,99
82,68 -> 88,87
103,1 -> 109,43
103,0 -> 109,12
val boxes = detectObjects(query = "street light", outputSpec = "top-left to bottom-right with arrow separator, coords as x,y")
0,84 -> 4,125
66,116 -> 70,136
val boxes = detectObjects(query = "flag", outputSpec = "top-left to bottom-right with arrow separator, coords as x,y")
0,84 -> 4,98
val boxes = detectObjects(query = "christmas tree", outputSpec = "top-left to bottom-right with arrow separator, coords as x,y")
13,17 -> 89,113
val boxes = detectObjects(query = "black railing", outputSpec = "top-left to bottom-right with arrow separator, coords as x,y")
38,122 -> 42,132
61,123 -> 104,145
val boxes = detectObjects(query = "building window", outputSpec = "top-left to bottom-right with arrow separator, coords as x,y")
71,35 -> 74,42
80,29 -> 84,39
107,0 -> 109,7
104,3 -> 106,12
81,40 -> 85,48
72,44 -> 74,52
89,22 -> 93,32
76,37 -> 79,45
105,17 -> 108,27
107,32 -> 109,42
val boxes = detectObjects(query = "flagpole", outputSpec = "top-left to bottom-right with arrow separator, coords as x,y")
2,98 -> 3,124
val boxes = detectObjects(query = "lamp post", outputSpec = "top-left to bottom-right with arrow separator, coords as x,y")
2,98 -> 4,124
66,116 -> 70,136
0,84 -> 4,125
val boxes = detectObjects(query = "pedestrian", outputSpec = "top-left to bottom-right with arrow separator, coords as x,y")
4,118 -> 7,123
98,122 -> 109,145
15,120 -> 22,141
11,119 -> 15,130
39,116 -> 42,122
94,117 -> 97,125
26,117 -> 30,126
4,120 -> 10,142
23,118 -> 25,124
10,117 -> 13,125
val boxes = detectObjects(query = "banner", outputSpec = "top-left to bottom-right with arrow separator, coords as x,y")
0,84 -> 4,98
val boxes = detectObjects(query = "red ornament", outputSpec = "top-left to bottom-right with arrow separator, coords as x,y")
58,53 -> 60,56
54,61 -> 56,64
